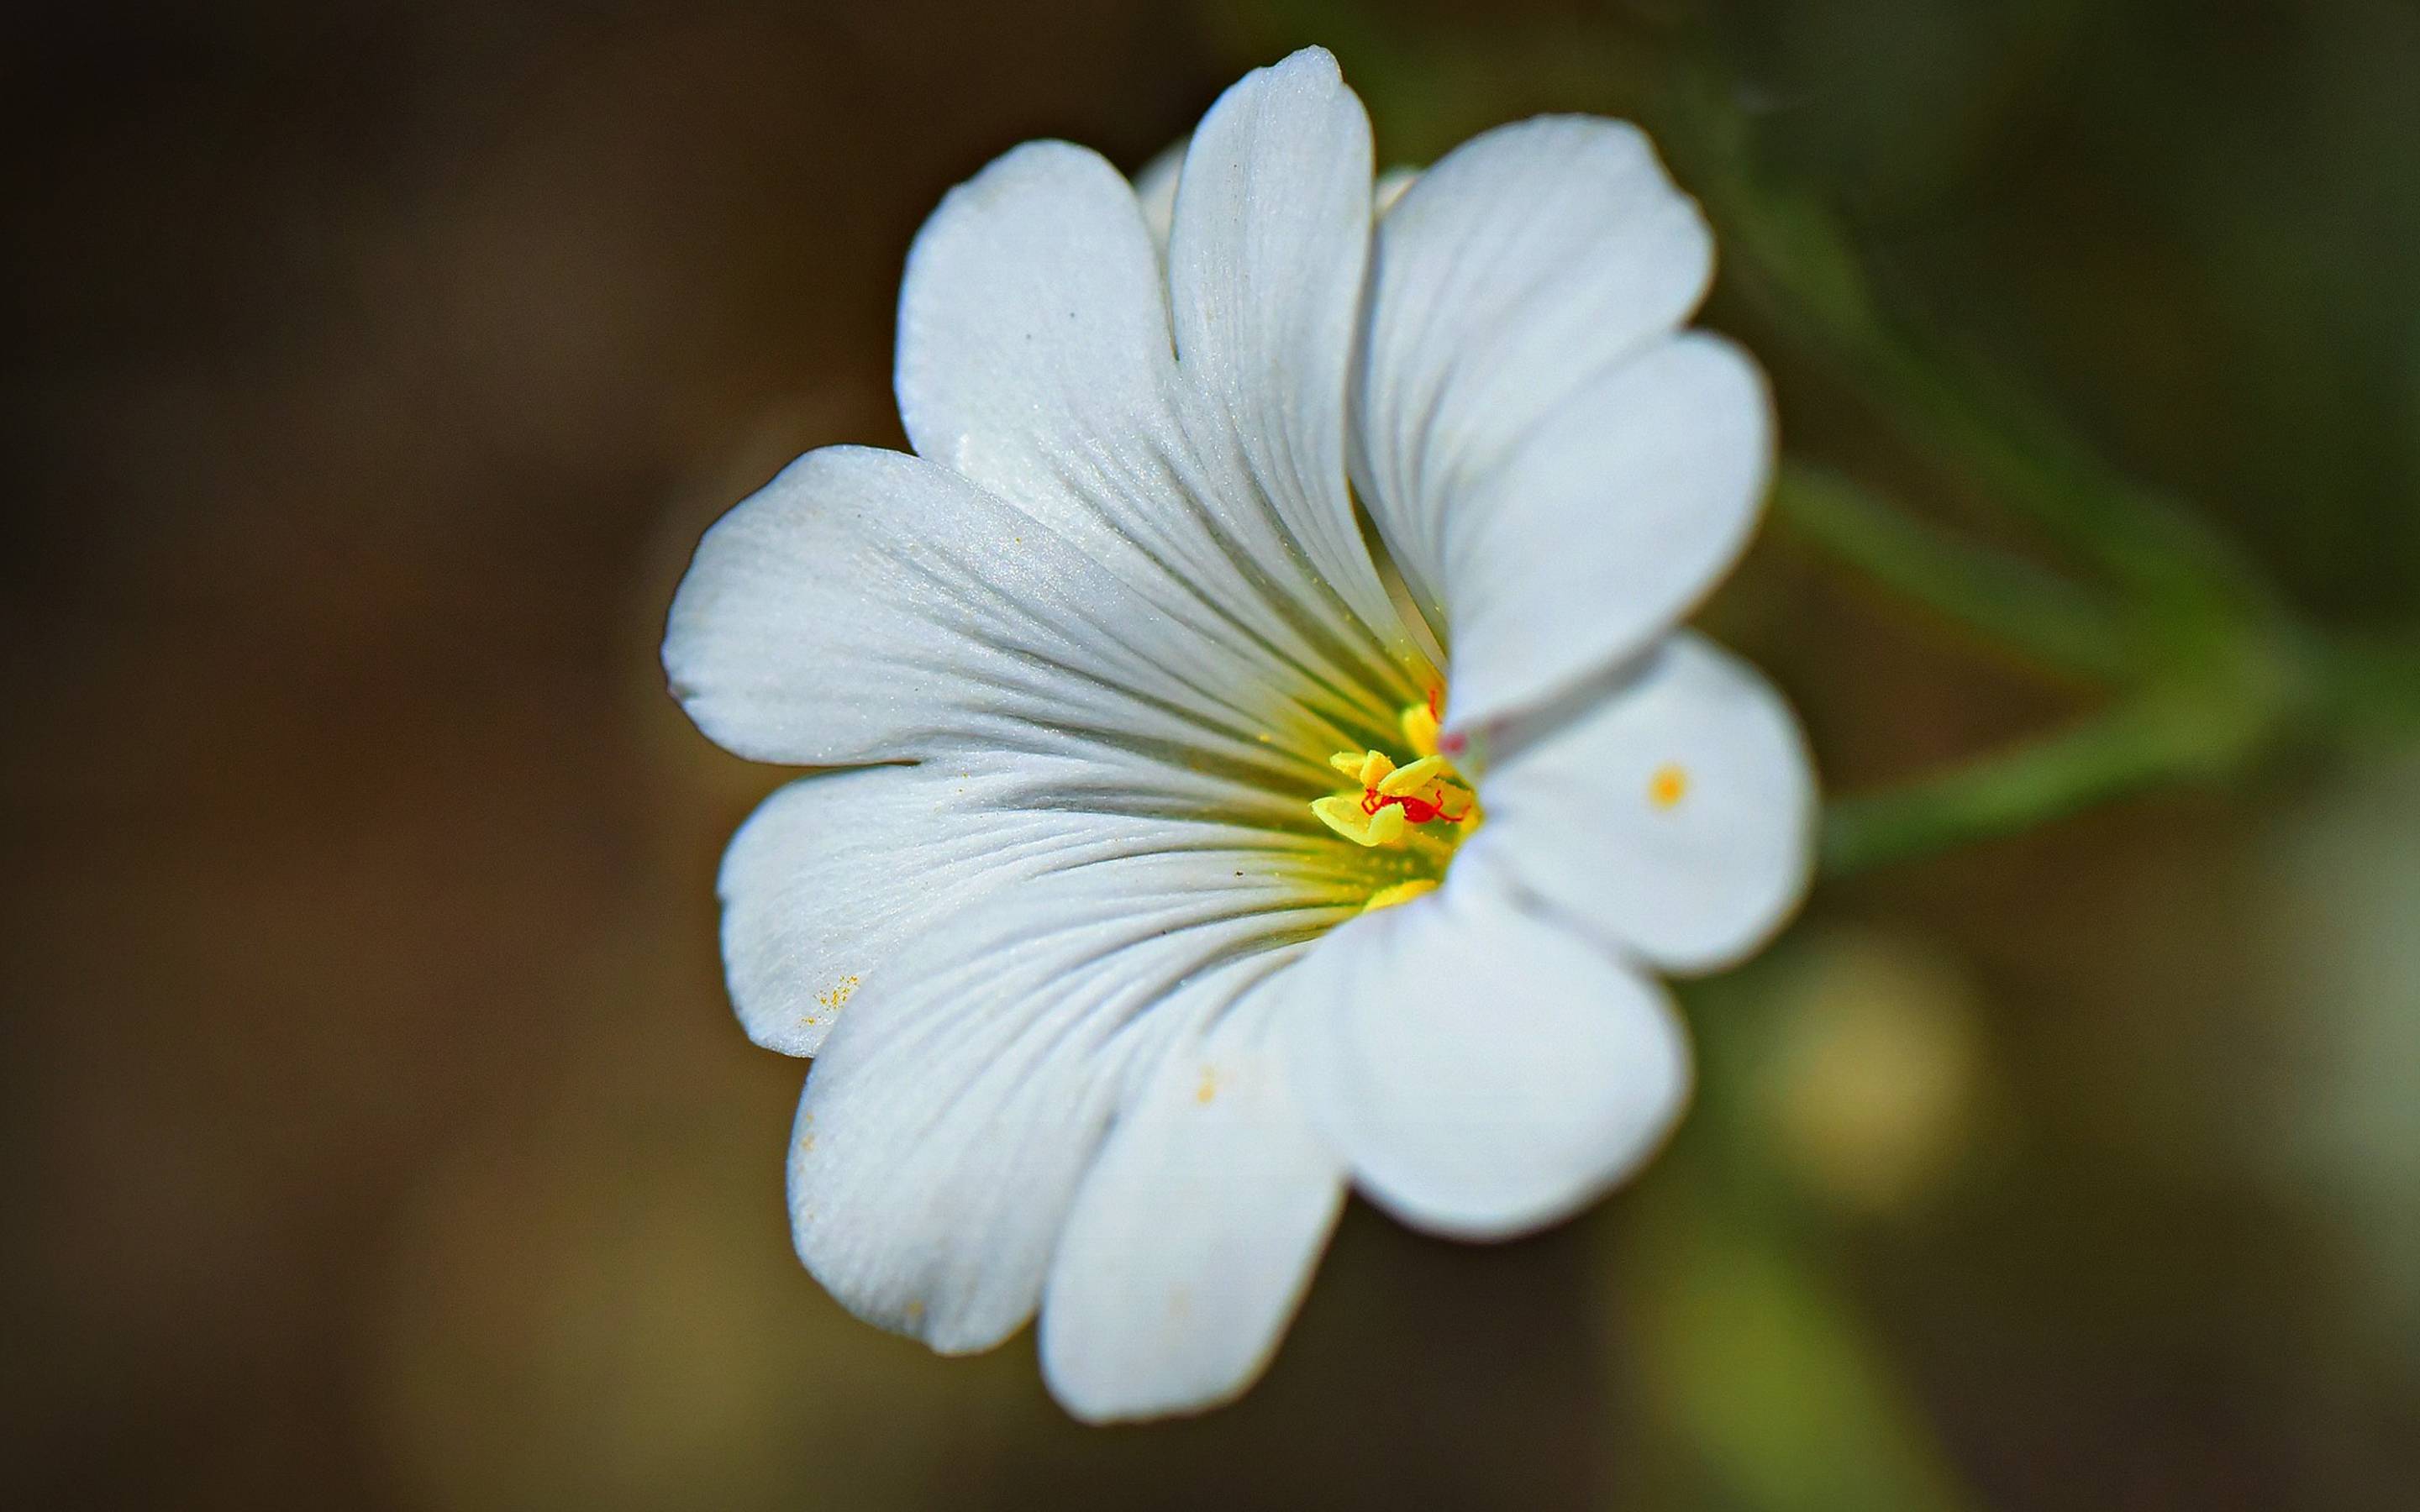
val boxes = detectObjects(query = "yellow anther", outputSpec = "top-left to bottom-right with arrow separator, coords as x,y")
1312,793 -> 1407,848
1363,878 -> 1439,912
1375,754 -> 1452,797
1400,698 -> 1440,759
1366,804 -> 1406,847
1328,748 -> 1397,787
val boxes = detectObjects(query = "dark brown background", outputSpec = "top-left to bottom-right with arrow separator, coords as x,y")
5,2 -> 2416,1507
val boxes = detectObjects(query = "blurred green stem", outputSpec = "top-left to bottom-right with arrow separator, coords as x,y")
1792,460 -> 2348,876
1792,474 -> 2420,874
1820,697 -> 2248,877
1774,463 -> 2133,684
2313,633 -> 2420,741
1776,461 -> 2317,875
1792,474 -> 2420,875
1822,320 -> 2261,618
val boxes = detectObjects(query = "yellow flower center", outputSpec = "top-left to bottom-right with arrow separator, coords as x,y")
1310,692 -> 1481,910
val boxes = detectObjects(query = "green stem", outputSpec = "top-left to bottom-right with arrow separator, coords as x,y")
1819,695 -> 2261,878
2312,632 -> 2420,742
1839,328 -> 2259,614
1773,462 -> 2134,683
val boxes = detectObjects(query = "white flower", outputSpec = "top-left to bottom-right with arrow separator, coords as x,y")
664,47 -> 1814,1422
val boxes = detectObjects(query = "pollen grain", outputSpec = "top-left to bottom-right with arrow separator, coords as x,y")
1648,764 -> 1691,811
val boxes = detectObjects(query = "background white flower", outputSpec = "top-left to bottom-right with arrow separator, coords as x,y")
664,45 -> 1814,1423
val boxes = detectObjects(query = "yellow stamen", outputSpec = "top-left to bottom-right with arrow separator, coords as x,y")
1311,793 -> 1407,847
1311,689 -> 1481,856
1376,754 -> 1451,797
1328,748 -> 1396,787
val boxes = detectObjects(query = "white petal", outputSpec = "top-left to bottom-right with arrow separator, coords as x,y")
1133,139 -> 1183,254
1146,140 -> 1415,249
1351,115 -> 1715,654
1165,47 -> 1409,661
1280,852 -> 1691,1239
1471,633 -> 1817,975
1439,334 -> 1774,728
720,761 -> 1312,1057
665,444 -> 1372,794
894,138 -> 1174,513
1371,165 -> 1418,215
718,769 -> 933,1057
1041,1000 -> 1344,1423
892,126 -> 1417,735
789,851 -> 1350,1354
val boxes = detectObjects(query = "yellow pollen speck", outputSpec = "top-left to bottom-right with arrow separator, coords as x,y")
817,974 -> 861,1011
1194,1065 -> 1219,1104
1649,764 -> 1691,811
798,1132 -> 817,1153
903,1299 -> 924,1321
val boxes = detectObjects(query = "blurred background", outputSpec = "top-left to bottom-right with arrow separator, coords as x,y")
4,1 -> 2416,1506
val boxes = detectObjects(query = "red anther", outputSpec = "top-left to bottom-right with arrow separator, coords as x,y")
1438,730 -> 1467,758
1427,686 -> 1443,721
